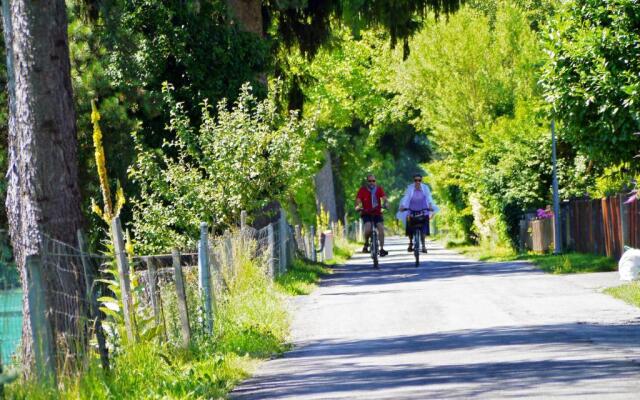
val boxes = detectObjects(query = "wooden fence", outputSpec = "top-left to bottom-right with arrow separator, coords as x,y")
520,193 -> 639,260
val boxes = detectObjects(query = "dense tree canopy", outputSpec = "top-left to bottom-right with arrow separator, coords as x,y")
541,0 -> 640,169
1,0 -> 637,252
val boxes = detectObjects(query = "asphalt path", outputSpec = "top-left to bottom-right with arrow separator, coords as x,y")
231,237 -> 640,399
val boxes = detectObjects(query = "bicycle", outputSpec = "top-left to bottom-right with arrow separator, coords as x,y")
408,208 -> 429,267
371,223 -> 379,269
356,206 -> 386,269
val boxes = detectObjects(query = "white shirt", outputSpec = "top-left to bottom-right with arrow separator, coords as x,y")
396,183 -> 439,226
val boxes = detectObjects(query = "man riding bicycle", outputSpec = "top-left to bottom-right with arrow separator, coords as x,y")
355,174 -> 389,257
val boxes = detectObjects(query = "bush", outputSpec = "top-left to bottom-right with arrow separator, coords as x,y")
129,83 -> 318,253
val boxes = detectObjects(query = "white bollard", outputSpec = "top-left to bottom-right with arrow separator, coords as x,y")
323,230 -> 334,261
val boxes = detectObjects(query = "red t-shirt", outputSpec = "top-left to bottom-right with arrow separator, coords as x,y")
356,186 -> 386,216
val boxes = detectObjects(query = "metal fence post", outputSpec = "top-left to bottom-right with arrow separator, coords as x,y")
198,222 -> 213,334
295,225 -> 302,253
111,216 -> 134,342
620,194 -> 629,248
224,230 -> 234,280
310,225 -> 317,263
172,249 -> 191,348
267,224 -> 276,279
344,214 -> 348,239
288,225 -> 295,265
279,208 -> 287,273
26,255 -> 56,386
240,210 -> 247,231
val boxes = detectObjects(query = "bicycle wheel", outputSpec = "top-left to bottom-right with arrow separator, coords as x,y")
414,229 -> 420,267
371,229 -> 379,269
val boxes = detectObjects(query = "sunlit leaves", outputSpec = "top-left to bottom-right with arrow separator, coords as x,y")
128,83 -> 317,253
540,0 -> 640,167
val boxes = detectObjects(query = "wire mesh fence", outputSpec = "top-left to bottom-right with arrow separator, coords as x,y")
4,205 -> 347,385
0,283 -> 21,367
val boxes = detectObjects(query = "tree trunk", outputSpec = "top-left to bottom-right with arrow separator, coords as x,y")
226,0 -> 263,37
314,150 -> 338,223
2,0 -> 85,369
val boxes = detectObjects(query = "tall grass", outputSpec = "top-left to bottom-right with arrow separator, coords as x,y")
8,231 -> 289,399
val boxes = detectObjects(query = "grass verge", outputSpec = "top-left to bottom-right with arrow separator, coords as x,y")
445,240 -> 616,274
605,282 -> 640,308
275,238 -> 358,295
8,234 -> 355,399
276,258 -> 330,295
325,238 -> 359,266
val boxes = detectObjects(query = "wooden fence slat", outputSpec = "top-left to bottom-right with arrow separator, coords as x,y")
198,222 -> 213,334
172,249 -> 191,348
145,257 -> 161,328
26,255 -> 57,386
111,216 -> 134,342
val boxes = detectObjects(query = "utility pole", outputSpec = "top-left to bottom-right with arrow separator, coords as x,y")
551,119 -> 562,254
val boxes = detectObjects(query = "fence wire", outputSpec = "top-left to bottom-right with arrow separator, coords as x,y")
7,207 -> 348,383
0,281 -> 21,367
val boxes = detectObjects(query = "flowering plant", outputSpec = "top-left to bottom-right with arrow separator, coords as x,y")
536,208 -> 553,219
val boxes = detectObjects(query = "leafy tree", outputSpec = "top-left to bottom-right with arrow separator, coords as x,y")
395,3 -> 591,244
267,0 -> 465,57
541,0 -> 640,169
62,1 -> 272,247
129,83 -> 317,252
283,27 -> 432,217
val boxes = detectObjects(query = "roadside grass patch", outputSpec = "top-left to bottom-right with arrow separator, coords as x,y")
605,282 -> 640,309
276,239 -> 357,295
328,241 -> 359,265
529,253 -> 616,274
276,258 -> 330,295
444,241 -> 616,274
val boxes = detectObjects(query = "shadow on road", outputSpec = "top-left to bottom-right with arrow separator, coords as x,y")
285,322 -> 640,359
322,240 -> 538,288
233,322 -> 640,399
234,359 -> 638,399
231,238 -> 640,399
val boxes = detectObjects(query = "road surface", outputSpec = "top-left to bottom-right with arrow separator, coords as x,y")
231,237 -> 640,399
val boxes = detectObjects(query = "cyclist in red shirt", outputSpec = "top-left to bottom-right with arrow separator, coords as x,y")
355,174 -> 389,256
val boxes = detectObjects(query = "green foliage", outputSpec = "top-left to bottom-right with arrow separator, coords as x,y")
0,232 -> 18,288
396,3 -> 593,245
63,1 -> 271,249
605,282 -> 640,309
8,232 -> 291,399
268,0 -> 463,57
449,241 -> 617,274
284,27 -> 430,211
129,83 -> 317,253
541,0 -> 640,169
276,259 -> 330,295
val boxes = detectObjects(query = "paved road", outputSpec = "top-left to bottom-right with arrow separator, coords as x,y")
231,237 -> 640,399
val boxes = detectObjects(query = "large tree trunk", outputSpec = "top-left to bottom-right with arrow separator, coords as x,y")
314,150 -> 338,223
226,0 -> 263,37
2,0 -> 85,368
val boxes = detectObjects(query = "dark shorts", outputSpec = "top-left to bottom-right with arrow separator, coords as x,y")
361,214 -> 384,225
